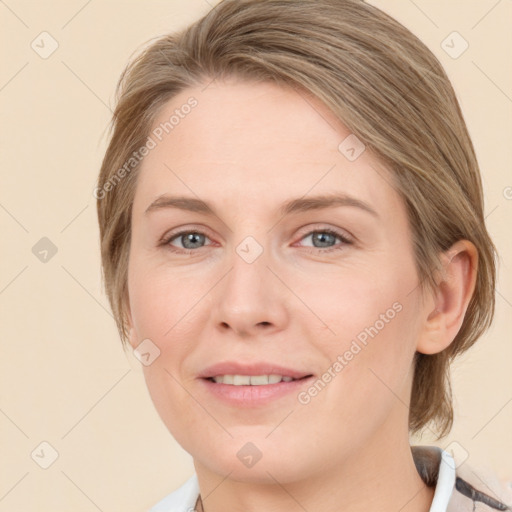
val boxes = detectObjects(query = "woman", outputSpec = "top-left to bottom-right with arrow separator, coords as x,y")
95,1 -> 511,510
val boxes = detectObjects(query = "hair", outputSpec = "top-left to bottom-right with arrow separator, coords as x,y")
96,0 -> 497,438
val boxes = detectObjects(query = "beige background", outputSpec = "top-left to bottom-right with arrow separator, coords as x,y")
0,0 -> 511,510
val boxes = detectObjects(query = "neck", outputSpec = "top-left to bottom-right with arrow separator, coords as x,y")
194,431 -> 435,512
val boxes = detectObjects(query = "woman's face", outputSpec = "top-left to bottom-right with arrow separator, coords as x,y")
126,78 -> 431,482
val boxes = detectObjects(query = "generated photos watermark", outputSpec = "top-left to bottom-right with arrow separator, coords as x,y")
297,301 -> 403,404
94,96 -> 198,200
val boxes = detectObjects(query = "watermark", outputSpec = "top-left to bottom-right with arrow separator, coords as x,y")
297,301 -> 403,405
31,441 -> 59,469
236,235 -> 264,264
441,31 -> 469,59
338,133 -> 366,161
31,31 -> 59,59
503,186 -> 512,200
32,236 -> 58,263
442,440 -> 469,470
237,441 -> 263,468
133,338 -> 161,366
94,96 -> 198,200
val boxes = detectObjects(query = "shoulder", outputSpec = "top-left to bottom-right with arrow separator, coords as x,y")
449,456 -> 512,511
412,445 -> 512,512
148,474 -> 199,512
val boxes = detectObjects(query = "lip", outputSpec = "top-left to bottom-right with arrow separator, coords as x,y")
197,361 -> 314,407
197,361 -> 312,380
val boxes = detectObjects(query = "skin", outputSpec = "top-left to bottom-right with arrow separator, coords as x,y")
125,78 -> 478,512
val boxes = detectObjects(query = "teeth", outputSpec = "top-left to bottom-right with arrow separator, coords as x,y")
211,374 -> 296,385
234,375 -> 251,385
250,375 -> 268,385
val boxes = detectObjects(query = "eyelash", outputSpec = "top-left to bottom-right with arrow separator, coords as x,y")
159,226 -> 353,255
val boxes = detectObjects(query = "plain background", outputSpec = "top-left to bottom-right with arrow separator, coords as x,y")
0,1 -> 511,510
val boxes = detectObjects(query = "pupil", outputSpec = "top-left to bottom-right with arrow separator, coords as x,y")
314,232 -> 334,247
184,233 -> 203,249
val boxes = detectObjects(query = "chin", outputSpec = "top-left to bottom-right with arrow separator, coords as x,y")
192,433 -> 320,485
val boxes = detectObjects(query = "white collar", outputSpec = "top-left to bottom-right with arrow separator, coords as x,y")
429,450 -> 456,512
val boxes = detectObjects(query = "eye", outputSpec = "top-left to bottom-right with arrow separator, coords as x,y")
164,231 -> 209,252
160,226 -> 353,255
297,227 -> 353,253
161,230 -> 212,254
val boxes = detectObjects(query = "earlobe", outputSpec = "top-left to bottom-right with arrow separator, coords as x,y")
416,240 -> 478,355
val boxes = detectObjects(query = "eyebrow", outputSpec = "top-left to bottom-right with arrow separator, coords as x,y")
144,193 -> 379,218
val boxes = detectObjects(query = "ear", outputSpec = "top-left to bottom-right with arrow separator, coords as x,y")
416,240 -> 478,355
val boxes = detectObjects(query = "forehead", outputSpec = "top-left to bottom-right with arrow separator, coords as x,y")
133,79 -> 401,220
145,79 -> 352,162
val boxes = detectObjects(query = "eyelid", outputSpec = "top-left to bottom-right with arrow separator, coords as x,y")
160,222 -> 355,255
294,223 -> 354,243
158,223 -> 215,245
159,223 -> 353,243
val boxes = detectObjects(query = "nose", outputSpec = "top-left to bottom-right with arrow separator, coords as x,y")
210,239 -> 289,338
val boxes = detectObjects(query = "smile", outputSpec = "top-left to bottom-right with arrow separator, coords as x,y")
209,374 -> 305,385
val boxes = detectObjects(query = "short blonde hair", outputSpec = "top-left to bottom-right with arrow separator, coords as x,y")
96,0 -> 497,438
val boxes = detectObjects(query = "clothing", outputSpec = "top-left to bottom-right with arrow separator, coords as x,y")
148,445 -> 512,512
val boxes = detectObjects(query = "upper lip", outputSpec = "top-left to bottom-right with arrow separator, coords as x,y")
198,361 -> 313,380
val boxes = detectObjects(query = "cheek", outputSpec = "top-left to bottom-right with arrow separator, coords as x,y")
127,261 -> 212,411
139,365 -> 209,459
128,264 -> 203,346
306,261 -> 421,398
307,266 -> 412,345
293,297 -> 419,451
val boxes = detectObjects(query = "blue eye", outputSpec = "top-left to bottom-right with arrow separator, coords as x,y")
298,228 -> 352,252
160,227 -> 352,255
167,231 -> 209,251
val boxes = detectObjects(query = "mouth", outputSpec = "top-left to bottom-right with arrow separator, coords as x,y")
197,362 -> 314,406
205,374 -> 313,385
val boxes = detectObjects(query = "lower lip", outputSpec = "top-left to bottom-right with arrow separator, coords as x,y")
199,377 -> 314,407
